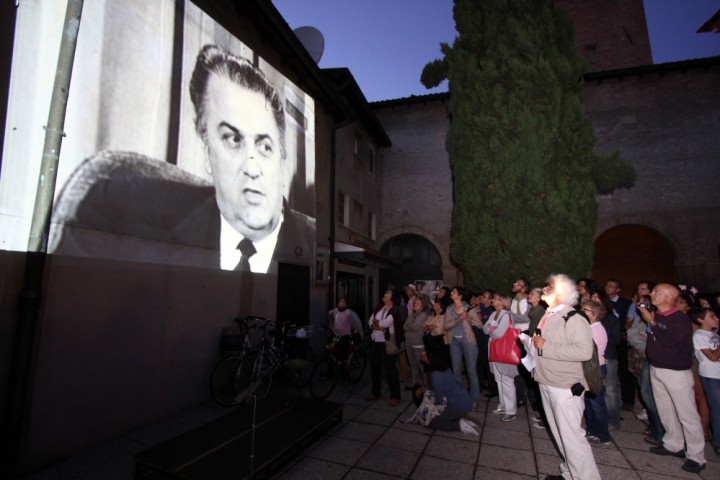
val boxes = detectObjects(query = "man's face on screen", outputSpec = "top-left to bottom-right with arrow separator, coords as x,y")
203,74 -> 284,241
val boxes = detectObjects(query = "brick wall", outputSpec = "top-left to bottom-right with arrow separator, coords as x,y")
557,0 -> 652,71
374,98 -> 460,284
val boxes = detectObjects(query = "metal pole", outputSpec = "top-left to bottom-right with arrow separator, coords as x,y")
28,0 -> 83,253
1,1 -> 84,476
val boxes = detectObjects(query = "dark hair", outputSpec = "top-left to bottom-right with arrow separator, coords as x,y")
451,285 -> 469,301
517,277 -> 531,292
189,44 -> 286,159
607,278 -> 623,290
423,335 -> 450,371
592,289 -> 614,317
577,278 -> 597,291
689,307 -> 711,327
434,297 -> 451,314
438,286 -> 452,299
389,290 -> 402,307
638,280 -> 656,291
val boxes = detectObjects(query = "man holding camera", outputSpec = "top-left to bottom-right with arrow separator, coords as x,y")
532,274 -> 600,480
639,283 -> 706,474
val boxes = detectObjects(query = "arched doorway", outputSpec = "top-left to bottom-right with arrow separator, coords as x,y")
592,224 -> 678,293
379,234 -> 442,296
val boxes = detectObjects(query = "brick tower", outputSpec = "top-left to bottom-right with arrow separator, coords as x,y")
557,0 -> 653,71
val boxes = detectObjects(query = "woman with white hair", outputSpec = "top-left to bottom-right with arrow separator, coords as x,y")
532,274 -> 600,480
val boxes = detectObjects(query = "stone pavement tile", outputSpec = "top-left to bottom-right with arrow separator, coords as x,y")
482,412 -> 530,434
275,457 -> 350,480
536,452 -> 563,477
473,467 -> 536,480
704,443 -> 720,462
411,455 -> 475,480
476,443 -> 536,477
306,436 -> 371,466
597,463 -> 641,479
332,420 -> 387,443
353,406 -> 404,426
621,416 -> 649,433
343,468 -> 402,480
700,459 -> 720,479
637,472 -> 699,480
481,425 -> 532,450
340,403 -> 364,420
356,444 -> 420,477
532,437 -> 559,456
377,427 -> 430,452
613,429 -> 650,452
425,435 -> 479,464
590,443 -> 632,469
622,448 -> 698,479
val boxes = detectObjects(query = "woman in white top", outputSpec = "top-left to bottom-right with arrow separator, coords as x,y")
367,290 -> 402,406
482,293 -> 518,422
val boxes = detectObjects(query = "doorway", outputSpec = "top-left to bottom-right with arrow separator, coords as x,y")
335,271 -> 366,323
277,263 -> 310,325
592,224 -> 677,293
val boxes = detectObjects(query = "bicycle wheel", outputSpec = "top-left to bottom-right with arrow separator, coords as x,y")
346,349 -> 367,384
209,355 -> 244,406
309,357 -> 337,400
230,352 -> 275,404
286,343 -> 315,388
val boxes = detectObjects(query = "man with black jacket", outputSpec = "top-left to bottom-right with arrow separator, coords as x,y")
639,283 -> 706,473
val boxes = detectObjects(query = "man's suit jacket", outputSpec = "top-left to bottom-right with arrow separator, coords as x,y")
49,151 -> 315,272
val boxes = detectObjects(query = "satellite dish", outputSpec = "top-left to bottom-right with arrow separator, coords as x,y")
294,26 -> 325,64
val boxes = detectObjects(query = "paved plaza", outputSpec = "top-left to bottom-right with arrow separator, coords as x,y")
24,373 -> 720,479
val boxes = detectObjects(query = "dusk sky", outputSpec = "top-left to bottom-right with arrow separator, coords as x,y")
272,0 -> 720,102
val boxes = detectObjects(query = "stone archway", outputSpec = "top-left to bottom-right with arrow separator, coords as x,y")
591,224 -> 678,292
378,234 -> 443,296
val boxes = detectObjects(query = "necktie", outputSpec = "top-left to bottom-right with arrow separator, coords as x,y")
236,238 -> 256,272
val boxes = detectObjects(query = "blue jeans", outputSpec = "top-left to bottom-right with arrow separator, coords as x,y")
700,376 -> 720,448
640,361 -> 665,442
450,338 -> 480,402
585,365 -> 611,442
605,358 -> 621,428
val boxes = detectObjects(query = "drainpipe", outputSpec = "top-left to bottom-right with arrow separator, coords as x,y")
1,1 -> 84,475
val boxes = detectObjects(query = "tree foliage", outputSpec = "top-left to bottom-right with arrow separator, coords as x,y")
421,0 -> 634,290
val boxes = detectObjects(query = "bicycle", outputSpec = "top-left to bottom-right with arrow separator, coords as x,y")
209,319 -> 315,406
309,332 -> 368,400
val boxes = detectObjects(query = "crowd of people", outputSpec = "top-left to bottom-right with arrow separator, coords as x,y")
333,275 -> 720,479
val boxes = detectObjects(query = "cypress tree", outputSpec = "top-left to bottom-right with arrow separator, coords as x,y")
422,0 -> 634,290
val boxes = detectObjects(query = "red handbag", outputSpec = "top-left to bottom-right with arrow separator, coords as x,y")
489,314 -> 521,365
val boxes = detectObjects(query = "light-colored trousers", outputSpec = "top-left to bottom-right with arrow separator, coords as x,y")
650,365 -> 706,464
540,383 -> 601,480
492,366 -> 517,415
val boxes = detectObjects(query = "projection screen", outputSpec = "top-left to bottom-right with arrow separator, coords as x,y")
0,0 -> 316,274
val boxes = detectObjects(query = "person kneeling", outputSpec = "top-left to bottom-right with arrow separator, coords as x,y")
414,335 -> 482,436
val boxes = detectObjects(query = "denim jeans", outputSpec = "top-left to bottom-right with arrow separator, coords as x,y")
700,376 -> 720,448
640,361 -> 665,442
585,365 -> 611,442
605,358 -> 621,428
450,338 -> 480,402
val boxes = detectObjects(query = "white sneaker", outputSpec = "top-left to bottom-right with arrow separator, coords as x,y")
491,408 -> 505,415
459,418 -> 479,436
635,409 -> 648,421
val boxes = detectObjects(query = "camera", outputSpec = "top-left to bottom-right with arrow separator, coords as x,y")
638,303 -> 657,312
571,382 -> 585,397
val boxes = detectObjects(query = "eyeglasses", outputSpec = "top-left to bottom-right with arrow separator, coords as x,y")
543,285 -> 555,293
